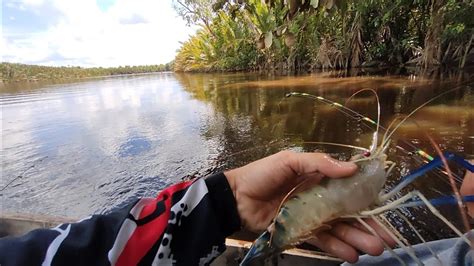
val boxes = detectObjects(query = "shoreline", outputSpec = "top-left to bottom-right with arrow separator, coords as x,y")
2,64 -> 473,85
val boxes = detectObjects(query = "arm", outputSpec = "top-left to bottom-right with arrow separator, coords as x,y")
0,151 -> 391,265
0,173 -> 239,266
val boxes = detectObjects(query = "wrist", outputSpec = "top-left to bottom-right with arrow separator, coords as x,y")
224,169 -> 237,196
204,172 -> 242,236
224,169 -> 245,229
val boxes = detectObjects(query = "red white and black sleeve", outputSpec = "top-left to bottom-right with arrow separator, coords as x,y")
0,173 -> 241,266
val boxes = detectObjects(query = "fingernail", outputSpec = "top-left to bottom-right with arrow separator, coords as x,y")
340,161 -> 358,170
327,156 -> 357,169
338,161 -> 357,169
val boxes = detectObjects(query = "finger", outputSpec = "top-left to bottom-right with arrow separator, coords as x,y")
330,222 -> 384,256
286,152 -> 358,179
351,218 -> 397,248
307,232 -> 359,263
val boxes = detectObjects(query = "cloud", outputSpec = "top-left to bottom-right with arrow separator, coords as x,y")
119,14 -> 148,25
3,1 -> 63,33
22,0 -> 45,6
96,0 -> 116,12
2,0 -> 197,67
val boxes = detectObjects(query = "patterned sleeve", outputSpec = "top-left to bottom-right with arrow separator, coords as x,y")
0,173 -> 241,266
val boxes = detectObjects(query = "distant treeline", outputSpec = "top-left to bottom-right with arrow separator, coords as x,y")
0,62 -> 173,82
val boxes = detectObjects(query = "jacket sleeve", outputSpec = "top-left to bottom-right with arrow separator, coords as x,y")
0,173 -> 241,266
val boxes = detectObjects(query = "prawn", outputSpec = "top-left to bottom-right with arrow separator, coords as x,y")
240,88 -> 474,265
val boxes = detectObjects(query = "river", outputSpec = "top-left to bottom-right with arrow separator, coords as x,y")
1,71 -> 473,241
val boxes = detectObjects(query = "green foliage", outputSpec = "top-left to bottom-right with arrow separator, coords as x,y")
174,0 -> 473,71
443,0 -> 473,41
0,62 -> 171,82
175,10 -> 259,72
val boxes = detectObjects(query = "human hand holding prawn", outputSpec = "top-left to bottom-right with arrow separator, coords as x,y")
225,150 -> 396,263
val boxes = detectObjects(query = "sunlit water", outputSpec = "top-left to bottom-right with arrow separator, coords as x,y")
1,72 -> 473,241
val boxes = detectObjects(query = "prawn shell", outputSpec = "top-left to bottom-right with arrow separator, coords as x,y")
270,157 -> 387,248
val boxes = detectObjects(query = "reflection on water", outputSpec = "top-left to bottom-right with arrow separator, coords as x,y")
1,72 -> 473,241
1,74 -> 217,216
118,136 -> 152,157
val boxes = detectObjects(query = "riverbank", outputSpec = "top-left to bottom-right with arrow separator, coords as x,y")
0,62 -> 173,82
173,0 -> 473,73
2,64 -> 472,88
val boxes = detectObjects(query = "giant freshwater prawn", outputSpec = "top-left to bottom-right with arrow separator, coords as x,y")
240,86 -> 474,265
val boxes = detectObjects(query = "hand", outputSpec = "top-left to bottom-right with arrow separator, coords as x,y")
225,150 -> 394,263
460,160 -> 474,218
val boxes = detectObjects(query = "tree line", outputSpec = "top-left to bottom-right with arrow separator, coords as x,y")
173,0 -> 473,72
0,62 -> 173,82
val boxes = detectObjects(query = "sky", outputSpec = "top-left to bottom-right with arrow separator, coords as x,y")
1,0 -> 197,67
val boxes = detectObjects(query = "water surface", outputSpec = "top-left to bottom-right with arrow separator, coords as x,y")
1,72 -> 473,240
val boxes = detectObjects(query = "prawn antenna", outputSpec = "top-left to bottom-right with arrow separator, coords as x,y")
426,134 -> 472,234
380,115 -> 404,151
381,87 -> 465,149
344,88 -> 381,153
286,91 -> 381,154
286,85 -> 468,164
300,141 -> 369,152
285,92 -> 378,126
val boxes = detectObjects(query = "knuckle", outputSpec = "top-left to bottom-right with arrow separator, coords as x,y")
313,152 -> 327,160
331,223 -> 346,237
279,150 -> 295,160
315,153 -> 334,165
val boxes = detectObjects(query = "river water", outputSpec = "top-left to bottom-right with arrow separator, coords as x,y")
1,72 -> 473,241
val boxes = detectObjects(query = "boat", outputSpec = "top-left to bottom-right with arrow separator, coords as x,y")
1,213 -> 340,265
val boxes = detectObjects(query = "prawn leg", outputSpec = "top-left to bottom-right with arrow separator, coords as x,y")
381,152 -> 474,201
355,216 -> 408,266
370,215 -> 424,265
392,210 -> 442,262
362,191 -> 473,247
398,194 -> 474,208
350,214 -> 443,265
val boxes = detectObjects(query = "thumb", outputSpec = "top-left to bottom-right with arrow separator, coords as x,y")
287,152 -> 358,178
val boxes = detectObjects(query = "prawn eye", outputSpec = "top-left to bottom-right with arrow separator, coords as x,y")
363,151 -> 371,157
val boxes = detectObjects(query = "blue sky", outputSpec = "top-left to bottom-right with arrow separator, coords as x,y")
2,0 -> 197,67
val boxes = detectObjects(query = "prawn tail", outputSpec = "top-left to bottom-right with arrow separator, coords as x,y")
240,230 -> 278,266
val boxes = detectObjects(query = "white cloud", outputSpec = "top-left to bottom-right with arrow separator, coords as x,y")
22,0 -> 45,6
3,0 -> 197,67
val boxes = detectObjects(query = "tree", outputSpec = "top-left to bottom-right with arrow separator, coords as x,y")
173,0 -> 473,72
173,0 -> 218,37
